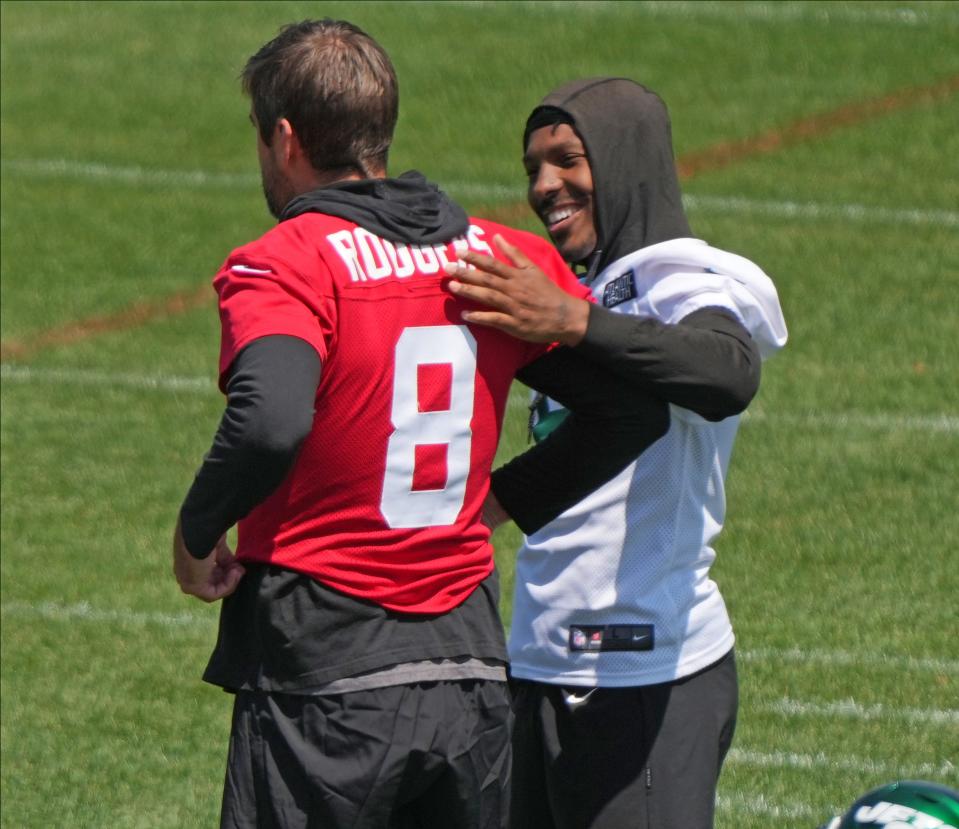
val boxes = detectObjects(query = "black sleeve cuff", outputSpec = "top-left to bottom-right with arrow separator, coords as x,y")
495,347 -> 670,534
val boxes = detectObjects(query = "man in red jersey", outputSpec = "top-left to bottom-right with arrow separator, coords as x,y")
172,20 -> 668,829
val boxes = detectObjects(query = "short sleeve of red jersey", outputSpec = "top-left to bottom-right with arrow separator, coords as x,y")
213,239 -> 335,391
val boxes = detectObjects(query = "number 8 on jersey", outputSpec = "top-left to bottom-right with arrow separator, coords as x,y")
380,325 -> 478,528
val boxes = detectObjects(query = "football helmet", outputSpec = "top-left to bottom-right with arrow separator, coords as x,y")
819,780 -> 959,829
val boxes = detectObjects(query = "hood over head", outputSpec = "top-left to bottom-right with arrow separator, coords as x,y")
524,78 -> 691,275
279,170 -> 469,245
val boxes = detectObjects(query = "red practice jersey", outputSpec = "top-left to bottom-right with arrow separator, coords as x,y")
214,215 -> 588,613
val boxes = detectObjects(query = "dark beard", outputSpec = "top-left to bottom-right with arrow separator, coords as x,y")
262,180 -> 285,220
261,168 -> 291,220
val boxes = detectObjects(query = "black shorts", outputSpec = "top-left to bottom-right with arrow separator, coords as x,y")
509,649 -> 738,829
221,680 -> 511,829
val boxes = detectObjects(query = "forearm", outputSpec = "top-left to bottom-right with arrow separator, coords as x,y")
575,305 -> 761,421
179,336 -> 321,557
491,399 -> 669,534
492,348 -> 669,534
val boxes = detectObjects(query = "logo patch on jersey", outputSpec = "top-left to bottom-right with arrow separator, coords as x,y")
569,624 -> 654,652
602,271 -> 637,308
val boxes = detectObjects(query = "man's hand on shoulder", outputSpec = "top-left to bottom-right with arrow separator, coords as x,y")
444,234 -> 589,346
172,518 -> 245,603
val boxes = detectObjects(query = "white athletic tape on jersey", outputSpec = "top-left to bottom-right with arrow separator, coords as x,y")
3,158 -> 957,228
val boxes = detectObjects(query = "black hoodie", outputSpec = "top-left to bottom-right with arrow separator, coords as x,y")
506,78 -> 762,426
525,77 -> 692,276
280,170 -> 469,245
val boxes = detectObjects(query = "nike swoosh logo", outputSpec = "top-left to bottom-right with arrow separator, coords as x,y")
564,689 -> 598,710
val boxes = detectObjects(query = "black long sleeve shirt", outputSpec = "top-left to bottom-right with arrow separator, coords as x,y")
178,330 -> 678,556
180,305 -> 757,551
490,305 -> 760,532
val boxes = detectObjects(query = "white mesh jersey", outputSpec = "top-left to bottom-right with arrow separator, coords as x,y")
508,238 -> 788,687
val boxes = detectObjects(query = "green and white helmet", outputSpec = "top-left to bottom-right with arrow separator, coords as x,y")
820,780 -> 959,829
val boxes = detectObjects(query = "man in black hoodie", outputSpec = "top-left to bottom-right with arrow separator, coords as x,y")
446,79 -> 787,828
172,28 -> 671,829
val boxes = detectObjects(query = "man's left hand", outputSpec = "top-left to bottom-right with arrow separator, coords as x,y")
173,519 -> 245,603
444,234 -> 590,346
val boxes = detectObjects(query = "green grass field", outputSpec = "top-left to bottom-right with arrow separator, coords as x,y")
2,1 -> 958,826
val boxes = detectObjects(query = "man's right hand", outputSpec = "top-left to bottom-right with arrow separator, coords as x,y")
444,234 -> 590,346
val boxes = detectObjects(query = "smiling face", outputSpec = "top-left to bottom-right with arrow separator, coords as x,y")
524,122 -> 597,266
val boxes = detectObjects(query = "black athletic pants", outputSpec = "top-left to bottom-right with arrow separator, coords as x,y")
509,649 -> 738,829
220,680 -> 512,829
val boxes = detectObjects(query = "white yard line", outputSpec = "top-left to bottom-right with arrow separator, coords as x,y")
636,0 -> 958,25
0,364 -> 214,393
4,364 -> 959,435
4,605 -> 957,788
0,599 -> 209,628
684,193 -> 959,228
0,158 -> 257,188
743,407 -> 959,434
514,393 -> 959,433
762,696 -> 959,726
441,1 -> 958,27
446,180 -> 524,202
4,157 -> 957,227
5,615 -> 953,817
5,599 -> 955,819
738,645 -> 959,677
727,747 -> 958,780
2,600 -> 955,680
716,791 -> 826,821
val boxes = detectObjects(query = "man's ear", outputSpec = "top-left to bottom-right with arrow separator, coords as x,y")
272,118 -> 301,167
